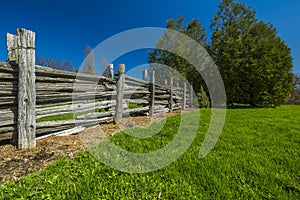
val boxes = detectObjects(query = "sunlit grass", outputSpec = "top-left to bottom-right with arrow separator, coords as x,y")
1,106 -> 299,199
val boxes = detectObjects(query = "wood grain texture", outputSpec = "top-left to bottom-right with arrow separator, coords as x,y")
182,82 -> 186,110
17,29 -> 36,149
115,64 -> 125,124
170,78 -> 174,111
6,33 -> 18,62
149,71 -> 155,116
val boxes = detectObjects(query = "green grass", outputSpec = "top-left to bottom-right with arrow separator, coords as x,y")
36,108 -> 106,122
1,106 -> 300,199
127,103 -> 143,109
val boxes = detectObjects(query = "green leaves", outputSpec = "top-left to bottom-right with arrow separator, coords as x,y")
148,15 -> 207,94
211,0 -> 294,107
149,1 -> 294,108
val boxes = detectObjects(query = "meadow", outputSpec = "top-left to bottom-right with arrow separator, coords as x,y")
0,106 -> 299,199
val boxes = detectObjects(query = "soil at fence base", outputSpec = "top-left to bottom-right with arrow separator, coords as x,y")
0,110 -> 184,183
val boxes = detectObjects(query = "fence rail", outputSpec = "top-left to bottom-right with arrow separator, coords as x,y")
0,28 -> 195,148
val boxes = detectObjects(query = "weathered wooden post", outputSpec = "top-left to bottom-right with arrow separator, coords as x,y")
143,70 -> 147,82
164,79 -> 168,86
149,71 -> 155,116
115,64 -> 125,124
7,34 -> 18,63
169,78 -> 173,111
108,64 -> 114,79
7,33 -> 18,145
7,29 -> 36,149
102,64 -> 114,79
190,84 -> 193,108
182,82 -> 186,110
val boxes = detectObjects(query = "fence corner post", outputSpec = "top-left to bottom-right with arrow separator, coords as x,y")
115,64 -> 125,124
16,28 -> 36,149
149,71 -> 155,116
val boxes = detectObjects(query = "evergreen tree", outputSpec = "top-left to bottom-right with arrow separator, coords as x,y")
211,0 -> 294,106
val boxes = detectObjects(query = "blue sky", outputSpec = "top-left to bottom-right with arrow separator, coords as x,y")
0,0 -> 299,75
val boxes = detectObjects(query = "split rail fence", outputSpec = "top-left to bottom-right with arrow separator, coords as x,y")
0,29 -> 194,149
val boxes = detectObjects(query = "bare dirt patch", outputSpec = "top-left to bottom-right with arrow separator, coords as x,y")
0,134 -> 84,182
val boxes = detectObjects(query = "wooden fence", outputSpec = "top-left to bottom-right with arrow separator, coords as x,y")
0,29 -> 194,149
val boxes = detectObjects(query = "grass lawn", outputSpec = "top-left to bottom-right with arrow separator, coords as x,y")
1,106 -> 299,199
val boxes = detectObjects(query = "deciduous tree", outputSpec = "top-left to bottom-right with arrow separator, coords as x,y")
36,57 -> 74,71
82,45 -> 95,75
148,15 -> 208,94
